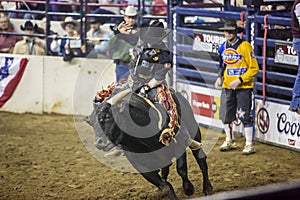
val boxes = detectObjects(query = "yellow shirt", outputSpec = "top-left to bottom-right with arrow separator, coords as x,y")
221,40 -> 259,89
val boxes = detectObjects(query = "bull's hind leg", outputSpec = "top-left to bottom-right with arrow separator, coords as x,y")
190,127 -> 213,195
140,171 -> 179,200
161,155 -> 195,196
192,148 -> 213,195
176,152 -> 195,196
161,164 -> 170,181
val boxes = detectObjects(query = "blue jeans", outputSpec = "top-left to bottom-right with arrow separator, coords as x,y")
115,64 -> 130,83
290,38 -> 300,109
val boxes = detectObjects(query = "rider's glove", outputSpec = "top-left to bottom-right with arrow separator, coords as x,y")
139,85 -> 150,98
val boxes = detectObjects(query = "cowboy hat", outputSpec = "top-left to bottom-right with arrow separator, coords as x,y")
61,16 -> 79,30
20,20 -> 37,31
124,6 -> 137,17
219,19 -> 244,33
141,20 -> 170,45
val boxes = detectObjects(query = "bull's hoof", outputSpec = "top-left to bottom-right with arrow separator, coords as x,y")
156,187 -> 170,199
157,183 -> 179,200
182,179 -> 194,196
203,183 -> 213,196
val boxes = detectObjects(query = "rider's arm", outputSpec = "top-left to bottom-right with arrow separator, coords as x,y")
148,78 -> 164,88
112,22 -> 139,46
148,62 -> 171,88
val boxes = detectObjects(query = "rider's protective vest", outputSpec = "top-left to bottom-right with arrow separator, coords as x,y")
131,43 -> 171,83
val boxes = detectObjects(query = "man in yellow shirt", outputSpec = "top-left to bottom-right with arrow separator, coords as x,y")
215,20 -> 259,155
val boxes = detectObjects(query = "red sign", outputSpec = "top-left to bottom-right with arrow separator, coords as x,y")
288,139 -> 296,146
191,92 -> 214,118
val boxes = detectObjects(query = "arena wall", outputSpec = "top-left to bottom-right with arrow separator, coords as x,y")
0,55 -> 115,115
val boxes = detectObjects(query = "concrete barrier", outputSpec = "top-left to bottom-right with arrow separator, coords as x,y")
0,55 -> 116,115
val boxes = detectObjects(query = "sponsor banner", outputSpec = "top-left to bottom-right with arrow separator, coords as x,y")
255,100 -> 300,150
176,82 -> 223,129
274,43 -> 298,66
192,31 -> 225,54
0,56 -> 28,108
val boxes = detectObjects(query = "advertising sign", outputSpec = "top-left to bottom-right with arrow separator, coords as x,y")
176,82 -> 223,128
274,43 -> 298,66
193,31 -> 225,54
255,100 -> 300,151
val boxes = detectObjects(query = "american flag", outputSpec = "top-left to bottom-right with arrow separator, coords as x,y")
0,57 -> 28,108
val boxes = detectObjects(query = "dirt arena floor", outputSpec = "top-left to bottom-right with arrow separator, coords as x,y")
1,111 -> 300,200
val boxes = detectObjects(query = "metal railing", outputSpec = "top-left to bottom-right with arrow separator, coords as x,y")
0,0 -> 167,55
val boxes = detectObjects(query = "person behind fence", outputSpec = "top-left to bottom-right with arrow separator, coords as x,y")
151,0 -> 167,16
8,0 -> 45,20
13,20 -> 46,55
100,20 -> 202,153
86,17 -> 111,59
108,5 -> 138,83
214,19 -> 259,155
35,17 -> 58,56
289,0 -> 300,115
50,17 -> 86,61
0,13 -> 22,53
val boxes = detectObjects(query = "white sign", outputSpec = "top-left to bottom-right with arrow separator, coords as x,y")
255,100 -> 300,151
192,32 -> 225,54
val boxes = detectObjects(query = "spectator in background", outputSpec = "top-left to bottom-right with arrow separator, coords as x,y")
13,20 -> 46,55
0,13 -> 22,53
51,17 -> 86,61
214,20 -> 259,155
289,0 -> 300,115
108,5 -> 138,83
91,5 -> 117,24
36,17 -> 58,56
40,17 -> 57,38
86,17 -> 110,58
119,0 -> 138,15
9,0 -> 45,20
70,0 -> 81,18
151,0 -> 167,16
51,0 -> 71,20
144,0 -> 153,14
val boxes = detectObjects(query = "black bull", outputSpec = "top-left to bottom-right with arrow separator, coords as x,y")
89,91 -> 213,200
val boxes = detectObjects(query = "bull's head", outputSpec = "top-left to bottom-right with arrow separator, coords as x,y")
85,102 -> 115,151
97,102 -> 124,146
